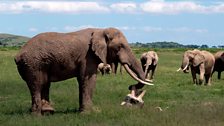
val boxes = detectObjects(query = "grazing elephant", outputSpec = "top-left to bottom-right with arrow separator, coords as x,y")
14,28 -> 152,115
140,51 -> 158,82
97,63 -> 111,75
177,49 -> 215,85
212,51 -> 224,79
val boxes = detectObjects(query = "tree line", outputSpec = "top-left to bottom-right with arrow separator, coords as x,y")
130,41 -> 224,49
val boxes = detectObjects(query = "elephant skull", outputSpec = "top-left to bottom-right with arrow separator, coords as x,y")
121,90 -> 146,108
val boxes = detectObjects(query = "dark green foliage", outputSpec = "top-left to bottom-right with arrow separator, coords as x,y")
1,49 -> 224,126
130,41 -> 224,49
0,34 -> 30,47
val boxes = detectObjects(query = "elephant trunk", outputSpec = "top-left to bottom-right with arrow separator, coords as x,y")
123,64 -> 153,86
123,57 -> 154,91
144,64 -> 149,78
144,59 -> 151,78
177,57 -> 189,73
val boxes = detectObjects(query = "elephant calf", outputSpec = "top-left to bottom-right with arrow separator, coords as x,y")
140,51 -> 158,82
177,49 -> 215,85
97,63 -> 112,75
212,51 -> 224,79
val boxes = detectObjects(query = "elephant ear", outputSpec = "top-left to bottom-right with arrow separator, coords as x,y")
193,54 -> 205,66
153,52 -> 158,66
141,53 -> 147,61
140,53 -> 147,66
91,30 -> 107,64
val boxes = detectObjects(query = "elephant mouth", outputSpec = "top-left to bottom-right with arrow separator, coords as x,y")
123,64 -> 154,86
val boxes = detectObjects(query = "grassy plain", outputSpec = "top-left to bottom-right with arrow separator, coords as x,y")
0,48 -> 224,126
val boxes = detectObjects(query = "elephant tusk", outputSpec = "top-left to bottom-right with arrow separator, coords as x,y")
123,64 -> 154,86
182,64 -> 188,71
176,67 -> 181,72
145,79 -> 153,83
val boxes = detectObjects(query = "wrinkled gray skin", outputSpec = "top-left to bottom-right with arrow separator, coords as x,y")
140,51 -> 158,81
180,49 -> 215,85
15,28 -> 147,115
98,63 -> 111,75
212,51 -> 224,79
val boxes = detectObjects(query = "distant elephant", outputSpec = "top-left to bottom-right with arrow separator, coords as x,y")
140,51 -> 158,82
212,51 -> 224,79
15,28 -> 152,115
110,62 -> 123,74
177,49 -> 215,85
98,63 -> 111,75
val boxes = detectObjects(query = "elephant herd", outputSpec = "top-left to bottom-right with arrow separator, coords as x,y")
139,49 -> 224,86
99,49 -> 224,86
14,27 -> 224,115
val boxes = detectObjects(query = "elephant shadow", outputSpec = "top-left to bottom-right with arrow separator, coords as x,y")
54,108 -> 80,114
3,107 -> 80,116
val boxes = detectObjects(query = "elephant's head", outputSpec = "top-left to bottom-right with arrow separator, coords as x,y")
177,49 -> 205,73
141,51 -> 158,76
91,28 -> 153,90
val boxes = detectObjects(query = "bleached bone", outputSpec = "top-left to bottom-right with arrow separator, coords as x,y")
121,90 -> 146,106
137,90 -> 146,99
155,107 -> 163,112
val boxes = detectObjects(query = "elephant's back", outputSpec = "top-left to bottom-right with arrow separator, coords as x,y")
214,51 -> 224,60
15,32 -> 88,69
21,32 -> 73,50
202,51 -> 215,61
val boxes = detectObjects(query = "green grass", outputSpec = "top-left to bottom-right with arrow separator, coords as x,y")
1,48 -> 224,126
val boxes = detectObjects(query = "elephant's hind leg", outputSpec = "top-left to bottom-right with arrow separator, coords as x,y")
26,70 -> 50,115
41,81 -> 54,114
26,81 -> 42,115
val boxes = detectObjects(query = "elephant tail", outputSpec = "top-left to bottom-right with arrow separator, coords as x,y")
14,53 -> 29,81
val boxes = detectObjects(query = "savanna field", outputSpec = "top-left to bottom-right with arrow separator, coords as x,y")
0,47 -> 224,126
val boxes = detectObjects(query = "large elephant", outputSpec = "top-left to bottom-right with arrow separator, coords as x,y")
177,49 -> 215,85
140,51 -> 158,82
212,51 -> 224,79
14,28 -> 152,115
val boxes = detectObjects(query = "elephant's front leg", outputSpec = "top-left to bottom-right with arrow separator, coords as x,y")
205,74 -> 212,86
150,67 -> 156,80
77,74 -> 97,112
191,68 -> 198,84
